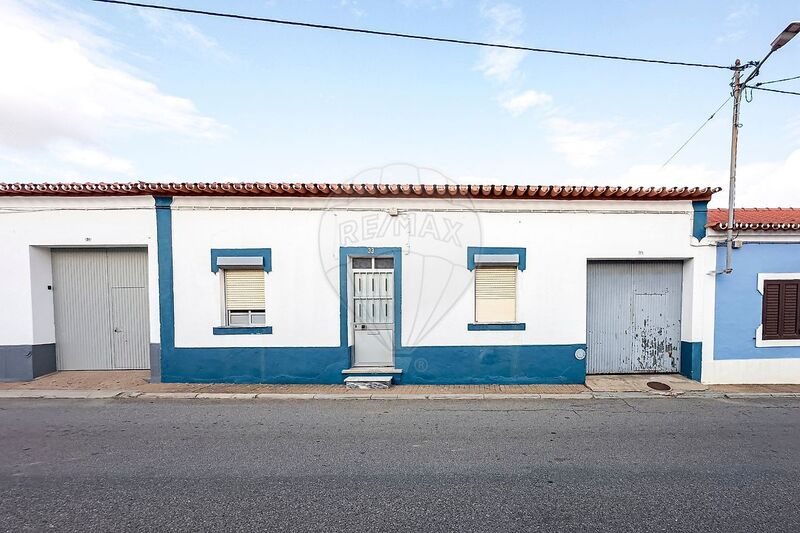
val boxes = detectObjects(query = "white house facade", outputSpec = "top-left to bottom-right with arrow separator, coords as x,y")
0,181 -> 730,385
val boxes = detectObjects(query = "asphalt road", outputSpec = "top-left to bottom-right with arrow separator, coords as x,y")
1,397 -> 799,532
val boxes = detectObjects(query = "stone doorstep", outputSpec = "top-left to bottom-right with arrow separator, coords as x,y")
344,376 -> 393,390
341,367 -> 403,375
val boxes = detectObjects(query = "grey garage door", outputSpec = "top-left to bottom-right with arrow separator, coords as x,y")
586,261 -> 682,374
52,248 -> 150,370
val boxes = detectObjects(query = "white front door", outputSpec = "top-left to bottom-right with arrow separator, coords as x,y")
352,256 -> 394,367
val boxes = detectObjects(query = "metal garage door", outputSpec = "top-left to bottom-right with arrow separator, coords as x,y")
52,249 -> 150,370
586,261 -> 682,374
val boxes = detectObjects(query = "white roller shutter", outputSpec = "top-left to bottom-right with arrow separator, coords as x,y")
224,269 -> 265,311
475,265 -> 516,323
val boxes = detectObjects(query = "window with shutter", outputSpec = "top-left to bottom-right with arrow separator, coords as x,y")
474,265 -> 516,323
762,279 -> 800,340
224,269 -> 266,327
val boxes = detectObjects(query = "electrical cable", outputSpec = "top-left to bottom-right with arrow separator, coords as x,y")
749,86 -> 800,96
661,96 -> 732,167
753,74 -> 800,87
91,0 -> 738,71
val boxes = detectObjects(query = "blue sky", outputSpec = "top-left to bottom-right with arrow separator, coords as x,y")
1,0 -> 798,206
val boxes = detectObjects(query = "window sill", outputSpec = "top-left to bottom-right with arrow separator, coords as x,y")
468,323 -> 526,331
212,326 -> 273,335
755,325 -> 800,347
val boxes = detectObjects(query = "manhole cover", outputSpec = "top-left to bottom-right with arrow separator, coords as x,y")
646,381 -> 671,391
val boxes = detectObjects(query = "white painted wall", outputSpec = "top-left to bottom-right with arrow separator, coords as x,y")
1,194 -> 717,377
0,197 -> 160,347
169,196 -> 713,351
29,246 -> 54,344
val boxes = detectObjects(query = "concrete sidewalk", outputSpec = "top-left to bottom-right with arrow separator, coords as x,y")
1,371 -> 799,400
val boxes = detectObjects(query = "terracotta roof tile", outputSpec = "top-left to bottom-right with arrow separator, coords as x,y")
0,182 -> 720,201
707,208 -> 800,231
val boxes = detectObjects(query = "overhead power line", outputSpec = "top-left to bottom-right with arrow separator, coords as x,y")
92,0 -> 738,71
662,96 -> 732,167
753,74 -> 800,86
750,86 -> 800,96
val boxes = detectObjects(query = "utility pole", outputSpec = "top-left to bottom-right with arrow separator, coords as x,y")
724,60 -> 741,273
721,22 -> 799,274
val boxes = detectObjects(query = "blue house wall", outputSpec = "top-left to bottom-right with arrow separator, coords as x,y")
714,243 -> 800,360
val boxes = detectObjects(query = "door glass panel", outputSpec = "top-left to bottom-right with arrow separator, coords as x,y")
374,257 -> 394,269
352,257 -> 372,269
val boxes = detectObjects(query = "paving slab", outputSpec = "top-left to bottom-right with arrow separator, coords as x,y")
137,392 -> 199,399
313,393 -> 372,400
591,391 -> 658,399
255,393 -> 315,400
1,370 -> 798,400
195,393 -> 258,400
585,373 -> 707,393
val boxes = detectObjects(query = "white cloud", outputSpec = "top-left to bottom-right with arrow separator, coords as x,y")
788,115 -> 800,139
51,142 -> 135,175
647,122 -> 682,148
0,0 -> 226,174
545,118 -> 630,168
499,90 -> 552,115
138,9 -> 225,54
614,148 -> 800,208
339,0 -> 365,18
619,163 -> 723,189
399,0 -> 454,9
735,149 -> 800,207
726,1 -> 758,22
715,30 -> 746,45
715,2 -> 758,45
475,2 -> 526,82
481,2 -> 524,37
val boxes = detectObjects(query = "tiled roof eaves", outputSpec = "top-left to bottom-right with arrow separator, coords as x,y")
708,222 -> 800,231
706,207 -> 800,231
0,182 -> 720,201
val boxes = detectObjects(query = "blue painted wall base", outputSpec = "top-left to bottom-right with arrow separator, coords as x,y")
395,344 -> 585,385
680,341 -> 702,381
160,344 -> 586,385
0,344 -> 56,382
162,346 -> 350,384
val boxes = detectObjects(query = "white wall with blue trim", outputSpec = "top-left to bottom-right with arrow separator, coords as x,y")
0,194 -> 721,384
0,196 -> 161,381
0,196 -> 161,349
159,196 -> 712,384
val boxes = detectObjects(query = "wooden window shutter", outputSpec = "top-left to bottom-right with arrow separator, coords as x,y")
224,269 -> 265,311
782,282 -> 799,338
475,265 -> 516,323
762,280 -> 800,340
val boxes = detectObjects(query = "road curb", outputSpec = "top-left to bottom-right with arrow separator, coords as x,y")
0,389 -> 125,399
0,390 -> 799,400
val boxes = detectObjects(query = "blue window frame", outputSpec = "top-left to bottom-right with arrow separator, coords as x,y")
211,248 -> 273,335
467,246 -> 526,331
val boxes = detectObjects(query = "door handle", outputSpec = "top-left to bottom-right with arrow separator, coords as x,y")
113,328 -> 121,333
